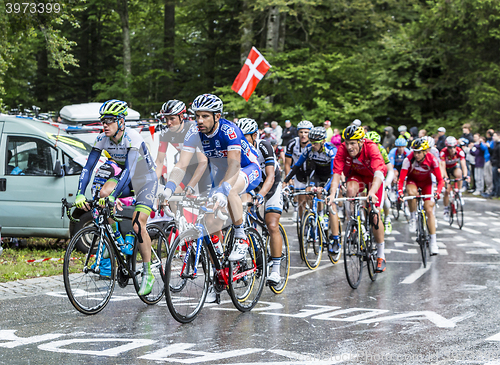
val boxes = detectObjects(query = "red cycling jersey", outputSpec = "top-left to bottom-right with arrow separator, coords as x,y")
439,146 -> 465,170
398,151 -> 444,195
333,139 -> 387,178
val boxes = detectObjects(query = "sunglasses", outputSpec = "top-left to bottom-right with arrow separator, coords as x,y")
311,140 -> 323,145
101,117 -> 118,125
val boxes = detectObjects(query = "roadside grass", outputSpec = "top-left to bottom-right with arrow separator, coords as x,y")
0,238 -> 75,282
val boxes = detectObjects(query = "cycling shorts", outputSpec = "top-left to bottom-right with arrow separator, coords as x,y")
309,172 -> 330,188
406,179 -> 433,201
347,174 -> 384,208
134,179 -> 158,215
264,182 -> 283,214
240,162 -> 262,194
395,164 -> 403,174
293,176 -> 307,190
446,166 -> 461,179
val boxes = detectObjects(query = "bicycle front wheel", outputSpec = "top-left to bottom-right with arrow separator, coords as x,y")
63,226 -> 116,315
131,224 -> 169,305
366,226 -> 378,282
328,218 -> 342,264
455,196 -> 464,229
301,212 -> 323,270
228,227 -> 266,312
268,223 -> 290,294
165,229 -> 209,323
418,212 -> 428,268
343,222 -> 363,289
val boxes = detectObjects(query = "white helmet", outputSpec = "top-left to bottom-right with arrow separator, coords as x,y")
297,120 -> 313,130
236,118 -> 258,135
191,94 -> 223,113
424,135 -> 435,148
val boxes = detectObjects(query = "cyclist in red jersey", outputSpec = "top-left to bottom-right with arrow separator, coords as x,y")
328,125 -> 388,273
440,136 -> 469,220
398,138 -> 445,255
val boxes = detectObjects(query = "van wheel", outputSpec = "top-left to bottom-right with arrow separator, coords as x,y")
71,211 -> 95,253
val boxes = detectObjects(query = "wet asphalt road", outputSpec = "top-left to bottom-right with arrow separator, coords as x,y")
2,197 -> 500,364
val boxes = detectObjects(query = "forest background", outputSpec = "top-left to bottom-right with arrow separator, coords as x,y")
2,0 -> 500,135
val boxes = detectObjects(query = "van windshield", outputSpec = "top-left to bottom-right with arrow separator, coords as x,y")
45,132 -> 93,154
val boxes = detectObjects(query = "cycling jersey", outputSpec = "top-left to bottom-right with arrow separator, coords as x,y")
440,146 -> 465,170
333,139 -> 387,179
378,144 -> 390,165
78,127 -> 157,213
285,137 -> 310,188
183,118 -> 261,191
255,139 -> 281,196
398,151 -> 444,199
388,147 -> 411,167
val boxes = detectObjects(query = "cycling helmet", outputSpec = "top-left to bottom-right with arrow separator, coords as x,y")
236,118 -> 258,135
297,120 -> 314,130
445,136 -> 458,147
410,138 -> 430,151
352,119 -> 362,127
395,137 -> 408,147
342,125 -> 365,140
365,131 -> 381,144
459,137 -> 469,146
423,135 -> 435,148
308,127 -> 327,142
191,93 -> 223,113
99,100 -> 128,119
160,100 -> 186,116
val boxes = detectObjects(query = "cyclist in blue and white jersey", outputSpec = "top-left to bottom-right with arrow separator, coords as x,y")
284,127 -> 341,254
237,118 -> 284,285
162,94 -> 261,262
74,99 -> 158,296
389,137 -> 411,181
283,120 -> 313,222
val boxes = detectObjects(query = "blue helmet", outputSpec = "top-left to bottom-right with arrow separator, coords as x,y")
395,137 -> 407,147
191,94 -> 223,114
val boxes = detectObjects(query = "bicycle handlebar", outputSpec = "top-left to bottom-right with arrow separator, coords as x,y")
61,197 -> 122,223
159,193 -> 229,221
402,194 -> 434,201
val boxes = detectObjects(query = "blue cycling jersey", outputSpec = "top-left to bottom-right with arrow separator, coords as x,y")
388,147 -> 411,166
293,142 -> 337,190
183,118 -> 260,172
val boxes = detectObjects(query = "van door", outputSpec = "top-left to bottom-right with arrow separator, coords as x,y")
1,135 -> 67,237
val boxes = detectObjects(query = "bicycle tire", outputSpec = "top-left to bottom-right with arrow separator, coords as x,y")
343,221 -> 363,289
393,199 -> 400,220
131,224 -> 169,305
268,223 -> 290,294
165,229 -> 209,323
297,210 -> 306,261
63,226 -> 115,315
418,211 -> 427,268
448,198 -> 455,226
366,224 -> 378,282
228,227 -> 266,312
328,218 -> 342,264
456,195 -> 464,229
301,212 -> 323,270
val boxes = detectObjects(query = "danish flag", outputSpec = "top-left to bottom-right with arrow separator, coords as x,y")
231,47 -> 271,101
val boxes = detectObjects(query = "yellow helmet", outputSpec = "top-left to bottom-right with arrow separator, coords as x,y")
342,125 -> 365,140
411,138 -> 430,151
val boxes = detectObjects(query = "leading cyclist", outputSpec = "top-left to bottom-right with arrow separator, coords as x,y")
327,125 -> 388,273
74,99 -> 158,295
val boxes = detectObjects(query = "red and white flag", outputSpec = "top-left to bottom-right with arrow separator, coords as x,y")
231,46 -> 271,101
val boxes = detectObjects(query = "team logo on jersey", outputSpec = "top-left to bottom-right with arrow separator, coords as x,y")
215,140 -> 221,148
248,168 -> 260,183
203,140 -> 210,145
226,127 -> 237,140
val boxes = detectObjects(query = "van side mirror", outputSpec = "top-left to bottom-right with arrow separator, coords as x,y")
54,160 -> 64,177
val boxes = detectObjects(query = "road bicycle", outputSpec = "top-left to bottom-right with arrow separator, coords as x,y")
402,191 -> 434,267
164,194 -> 266,323
61,198 -> 169,314
389,183 -> 409,221
300,188 -> 342,270
240,198 -> 290,294
447,178 -> 465,229
331,196 -> 378,289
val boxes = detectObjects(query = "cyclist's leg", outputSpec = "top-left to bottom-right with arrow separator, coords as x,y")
454,166 -> 463,189
367,179 -> 386,264
345,176 -> 361,218
423,188 -> 439,255
406,181 -> 418,233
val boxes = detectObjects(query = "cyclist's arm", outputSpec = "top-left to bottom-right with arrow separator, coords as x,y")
155,142 -> 168,180
110,149 -> 138,199
259,165 -> 275,197
164,148 -> 193,194
186,152 -> 209,189
385,163 -> 394,187
397,158 -> 410,193
76,148 -> 101,195
432,162 -> 445,194
284,151 -> 307,183
328,173 -> 342,204
440,160 -> 448,179
460,158 -> 468,177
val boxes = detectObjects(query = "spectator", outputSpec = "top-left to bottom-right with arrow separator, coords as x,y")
271,121 -> 283,145
409,126 -> 419,141
461,123 -> 474,144
261,127 -> 278,146
363,125 -> 370,133
398,125 -> 411,140
281,119 -> 297,147
331,129 -> 341,148
483,134 -> 494,197
263,121 -> 270,129
490,132 -> 500,197
436,127 -> 447,151
419,129 -> 427,138
382,126 -> 396,151
470,134 -> 491,196
486,129 -> 495,149
324,120 -> 334,142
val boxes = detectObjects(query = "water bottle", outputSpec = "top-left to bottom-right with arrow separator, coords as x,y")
323,213 -> 329,229
114,230 -> 125,246
211,235 -> 223,257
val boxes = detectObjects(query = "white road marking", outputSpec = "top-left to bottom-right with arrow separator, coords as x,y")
485,211 -> 498,216
448,261 -> 500,265
400,263 -> 432,284
461,227 -> 482,234
394,242 -> 418,247
288,264 -> 333,280
385,248 -> 418,254
385,237 -> 396,241
486,332 -> 500,341
466,249 -> 499,255
457,241 -> 491,247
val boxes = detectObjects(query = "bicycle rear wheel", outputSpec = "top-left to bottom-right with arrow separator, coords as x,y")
366,226 -> 378,282
418,212 -> 427,268
165,229 -> 209,323
301,212 -> 323,270
131,224 -> 169,305
297,210 -> 306,261
328,218 -> 342,264
228,227 -> 266,312
267,223 -> 290,294
343,222 -> 363,289
63,226 -> 115,315
455,196 -> 464,229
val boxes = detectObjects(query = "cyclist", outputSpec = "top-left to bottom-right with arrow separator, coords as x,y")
155,100 -> 210,195
389,137 -> 411,182
365,131 -> 394,235
397,138 -> 444,255
74,99 -> 158,295
327,125 -> 388,272
284,127 -> 339,253
162,93 -> 261,263
440,136 -> 469,220
284,120 -> 314,222
236,118 -> 283,285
